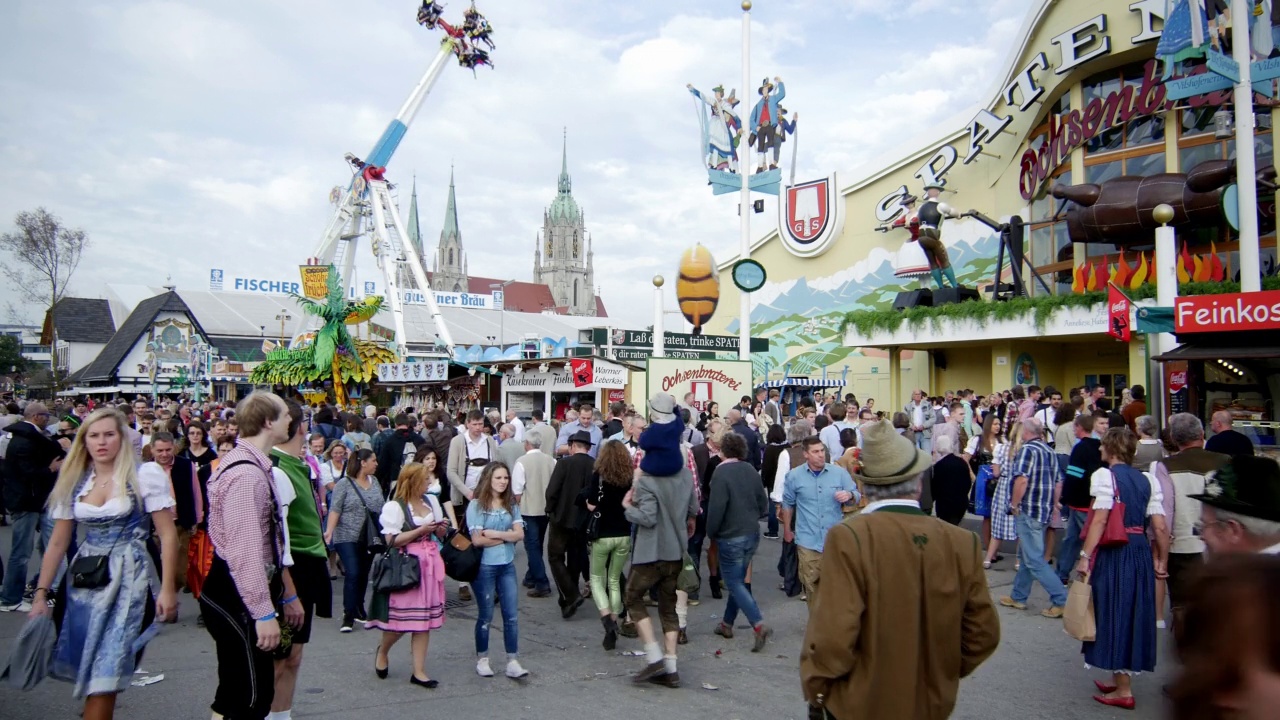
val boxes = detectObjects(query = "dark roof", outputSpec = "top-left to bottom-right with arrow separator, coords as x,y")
41,298 -> 115,344
79,292 -> 210,383
208,336 -> 266,363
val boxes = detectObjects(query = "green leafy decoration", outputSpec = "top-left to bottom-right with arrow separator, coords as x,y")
839,277 -> 1280,337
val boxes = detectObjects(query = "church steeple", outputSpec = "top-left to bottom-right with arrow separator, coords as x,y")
557,128 -> 571,195
537,129 -> 594,315
431,166 -> 468,293
406,176 -> 423,259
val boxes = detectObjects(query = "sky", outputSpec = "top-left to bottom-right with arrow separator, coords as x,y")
0,0 -> 1037,332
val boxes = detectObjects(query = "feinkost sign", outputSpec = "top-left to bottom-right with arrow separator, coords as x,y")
1174,291 -> 1280,333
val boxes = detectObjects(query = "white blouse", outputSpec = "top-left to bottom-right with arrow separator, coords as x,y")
1089,467 -> 1165,516
49,464 -> 175,521
379,495 -> 443,535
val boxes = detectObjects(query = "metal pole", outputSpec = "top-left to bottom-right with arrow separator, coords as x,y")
738,1 -> 752,362
1154,206 -> 1178,355
1231,0 -> 1261,292
653,276 -> 665,358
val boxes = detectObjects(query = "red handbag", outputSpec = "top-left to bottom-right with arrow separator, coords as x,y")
1080,470 -> 1128,548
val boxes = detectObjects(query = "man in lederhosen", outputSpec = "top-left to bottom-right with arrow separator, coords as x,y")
916,181 -> 961,289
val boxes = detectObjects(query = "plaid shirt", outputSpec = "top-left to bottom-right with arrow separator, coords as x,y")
207,440 -> 283,620
1011,439 -> 1059,523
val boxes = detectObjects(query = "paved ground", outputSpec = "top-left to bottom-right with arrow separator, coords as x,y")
0,517 -> 1176,719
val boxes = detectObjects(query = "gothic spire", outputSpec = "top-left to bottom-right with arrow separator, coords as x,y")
441,165 -> 460,242
406,175 -> 422,258
557,127 -> 571,195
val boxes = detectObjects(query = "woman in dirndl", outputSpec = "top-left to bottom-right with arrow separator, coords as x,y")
985,419 -> 1023,568
30,408 -> 179,720
368,462 -> 448,688
1071,427 -> 1169,711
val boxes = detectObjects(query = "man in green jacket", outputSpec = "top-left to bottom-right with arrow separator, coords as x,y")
270,399 -> 333,720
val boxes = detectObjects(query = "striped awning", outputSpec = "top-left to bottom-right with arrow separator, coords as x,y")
758,378 -> 846,389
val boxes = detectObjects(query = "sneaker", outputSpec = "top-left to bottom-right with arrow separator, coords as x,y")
1041,606 -> 1065,619
713,622 -> 734,639
459,586 -> 473,602
998,596 -> 1027,610
0,600 -> 32,613
505,659 -> 529,678
22,583 -> 35,601
763,533 -> 780,540
476,657 -> 494,677
340,613 -> 354,633
752,624 -> 772,652
686,591 -> 700,606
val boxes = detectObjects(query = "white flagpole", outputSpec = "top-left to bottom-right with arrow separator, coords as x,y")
1230,0 -> 1260,292
739,1 -> 752,362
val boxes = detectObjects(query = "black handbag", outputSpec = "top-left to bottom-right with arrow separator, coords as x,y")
345,478 -> 387,556
372,501 -> 422,593
440,529 -> 481,582
69,482 -> 134,590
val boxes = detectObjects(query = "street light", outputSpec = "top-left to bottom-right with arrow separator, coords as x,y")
489,280 -> 515,351
275,310 -> 292,345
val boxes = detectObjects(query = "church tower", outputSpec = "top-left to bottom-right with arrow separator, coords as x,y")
431,169 -> 468,293
399,178 -> 426,290
534,132 -> 595,315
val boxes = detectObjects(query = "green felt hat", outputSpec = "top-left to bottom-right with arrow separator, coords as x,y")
1189,455 -> 1280,523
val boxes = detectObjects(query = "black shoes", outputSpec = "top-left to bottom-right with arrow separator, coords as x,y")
648,672 -> 681,688
602,616 -> 618,651
527,588 -> 551,598
677,628 -> 688,645
561,596 -> 584,619
618,620 -> 638,638
410,676 -> 439,689
633,660 -> 667,684
709,575 -> 723,600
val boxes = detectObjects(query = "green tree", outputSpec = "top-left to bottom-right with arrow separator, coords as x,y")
0,208 -> 89,390
0,335 -> 26,374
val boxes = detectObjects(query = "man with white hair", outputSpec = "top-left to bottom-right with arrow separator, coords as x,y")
801,420 -> 999,720
1152,412 -> 1228,637
504,408 -> 525,443
497,422 -> 524,468
513,430 -> 556,598
1204,410 -> 1255,457
1000,417 -> 1068,617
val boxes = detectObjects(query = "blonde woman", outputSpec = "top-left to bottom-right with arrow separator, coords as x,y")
985,420 -> 1024,568
31,408 -> 180,720
368,463 -> 449,688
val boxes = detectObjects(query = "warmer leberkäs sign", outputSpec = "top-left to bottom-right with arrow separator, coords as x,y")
645,358 -> 753,415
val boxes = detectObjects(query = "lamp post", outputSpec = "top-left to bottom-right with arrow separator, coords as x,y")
1230,0 -> 1261,293
275,310 -> 292,346
652,275 -> 665,358
490,280 -> 514,352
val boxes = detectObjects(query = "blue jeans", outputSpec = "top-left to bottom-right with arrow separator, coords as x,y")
1012,515 -> 1068,607
473,561 -> 519,656
1056,508 -> 1089,584
766,500 -> 779,536
333,542 -> 372,619
719,534 -> 763,627
521,515 -> 550,592
916,434 -> 932,453
0,511 -> 41,605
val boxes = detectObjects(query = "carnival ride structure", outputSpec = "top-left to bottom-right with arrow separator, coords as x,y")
302,1 -> 495,362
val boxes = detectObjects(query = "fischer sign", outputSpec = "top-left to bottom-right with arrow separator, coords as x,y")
1174,291 -> 1280,333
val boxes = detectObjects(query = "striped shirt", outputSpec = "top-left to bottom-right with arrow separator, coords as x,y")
207,440 -> 284,619
1011,439 -> 1059,523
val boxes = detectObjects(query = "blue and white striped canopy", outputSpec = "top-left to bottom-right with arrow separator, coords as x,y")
758,378 -> 846,389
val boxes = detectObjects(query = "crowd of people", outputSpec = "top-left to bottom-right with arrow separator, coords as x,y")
1,382 -> 1278,719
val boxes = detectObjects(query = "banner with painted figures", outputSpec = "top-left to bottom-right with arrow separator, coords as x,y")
377,360 -> 449,383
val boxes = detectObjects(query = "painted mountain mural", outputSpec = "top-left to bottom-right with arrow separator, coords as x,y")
732,219 -> 1000,378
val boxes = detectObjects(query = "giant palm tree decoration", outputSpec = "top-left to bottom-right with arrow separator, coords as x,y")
250,265 -> 395,406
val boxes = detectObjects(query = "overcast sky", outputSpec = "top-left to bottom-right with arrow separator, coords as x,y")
0,0 -> 1035,331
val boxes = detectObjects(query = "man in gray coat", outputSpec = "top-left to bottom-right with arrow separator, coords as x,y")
904,389 -> 937,453
624,393 -> 699,689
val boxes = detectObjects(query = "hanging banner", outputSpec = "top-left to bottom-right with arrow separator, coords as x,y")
570,358 -> 594,388
1107,283 -> 1131,342
299,266 -> 330,299
377,361 -> 449,383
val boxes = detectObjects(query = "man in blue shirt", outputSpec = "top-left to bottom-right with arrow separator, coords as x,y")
555,405 -> 603,459
1002,418 -> 1068,617
780,436 -> 859,607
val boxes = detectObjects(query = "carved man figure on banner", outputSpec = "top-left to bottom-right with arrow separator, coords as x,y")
687,83 -> 742,172
749,77 -> 785,173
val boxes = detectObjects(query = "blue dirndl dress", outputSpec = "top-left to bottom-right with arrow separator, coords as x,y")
1082,464 -> 1157,674
52,475 -> 166,698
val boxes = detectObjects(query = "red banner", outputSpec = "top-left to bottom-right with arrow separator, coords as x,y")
1174,290 -> 1280,333
1107,283 -> 1131,342
569,358 -> 594,388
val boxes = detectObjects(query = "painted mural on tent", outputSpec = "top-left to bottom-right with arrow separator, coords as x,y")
729,218 -> 1001,378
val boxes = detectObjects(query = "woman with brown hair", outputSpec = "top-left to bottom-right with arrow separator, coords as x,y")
466,461 -> 528,679
368,463 -> 449,688
985,419 -> 1022,568
966,414 -> 1001,567
1069,427 -> 1169,710
579,440 -> 633,650
179,420 -> 216,468
1170,554 -> 1280,720
324,448 -> 384,632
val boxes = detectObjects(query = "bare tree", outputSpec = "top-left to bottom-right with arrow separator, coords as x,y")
0,207 -> 89,390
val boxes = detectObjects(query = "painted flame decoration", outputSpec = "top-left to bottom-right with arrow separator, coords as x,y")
1072,244 -> 1227,294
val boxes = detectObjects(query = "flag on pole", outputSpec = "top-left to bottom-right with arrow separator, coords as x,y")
1107,283 -> 1132,342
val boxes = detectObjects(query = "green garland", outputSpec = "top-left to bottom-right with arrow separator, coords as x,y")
839,278 -> 1280,337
